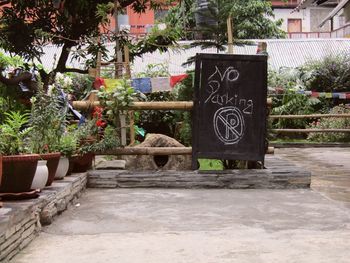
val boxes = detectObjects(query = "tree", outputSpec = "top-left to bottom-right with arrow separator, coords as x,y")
0,0 -> 177,88
163,0 -> 285,48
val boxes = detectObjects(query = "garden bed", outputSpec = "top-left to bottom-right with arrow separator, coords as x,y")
0,173 -> 87,262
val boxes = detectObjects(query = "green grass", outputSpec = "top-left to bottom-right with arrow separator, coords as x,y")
198,159 -> 224,171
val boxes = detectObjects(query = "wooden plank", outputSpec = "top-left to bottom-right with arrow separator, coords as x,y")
272,129 -> 350,133
98,147 -> 192,155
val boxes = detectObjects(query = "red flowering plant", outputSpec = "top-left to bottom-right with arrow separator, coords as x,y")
92,106 -> 106,128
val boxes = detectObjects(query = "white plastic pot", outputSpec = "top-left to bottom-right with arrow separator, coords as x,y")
31,160 -> 49,189
55,157 -> 69,180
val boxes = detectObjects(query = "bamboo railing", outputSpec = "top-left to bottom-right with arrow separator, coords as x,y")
72,98 -> 350,155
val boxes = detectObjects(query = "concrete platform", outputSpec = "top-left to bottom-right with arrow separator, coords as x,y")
88,156 -> 311,189
11,188 -> 350,263
276,147 -> 350,203
0,173 -> 87,262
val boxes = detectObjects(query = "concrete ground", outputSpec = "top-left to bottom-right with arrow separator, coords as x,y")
11,148 -> 350,263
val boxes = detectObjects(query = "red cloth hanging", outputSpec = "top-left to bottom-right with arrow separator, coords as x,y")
170,74 -> 188,87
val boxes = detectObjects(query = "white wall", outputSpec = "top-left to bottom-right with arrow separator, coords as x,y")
272,8 -> 311,32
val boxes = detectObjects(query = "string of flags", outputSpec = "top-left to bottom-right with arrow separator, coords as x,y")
296,90 -> 350,99
131,74 -> 189,93
94,74 -> 189,94
271,88 -> 350,99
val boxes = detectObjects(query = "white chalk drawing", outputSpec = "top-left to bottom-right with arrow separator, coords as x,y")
208,66 -> 239,82
205,80 -> 220,103
213,107 -> 245,145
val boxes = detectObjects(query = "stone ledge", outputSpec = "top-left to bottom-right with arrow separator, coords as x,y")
0,173 -> 87,262
88,156 -> 311,189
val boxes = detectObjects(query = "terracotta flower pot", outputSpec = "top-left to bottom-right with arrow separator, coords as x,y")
40,152 -> 61,186
71,153 -> 94,173
0,154 -> 40,193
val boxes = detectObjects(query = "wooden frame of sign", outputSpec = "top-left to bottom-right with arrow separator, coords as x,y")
192,53 -> 268,169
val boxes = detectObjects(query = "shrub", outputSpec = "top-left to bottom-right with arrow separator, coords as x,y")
271,89 -> 320,129
172,71 -> 194,145
135,91 -> 177,137
135,63 -> 169,78
307,105 -> 350,142
70,73 -> 94,101
303,53 -> 350,92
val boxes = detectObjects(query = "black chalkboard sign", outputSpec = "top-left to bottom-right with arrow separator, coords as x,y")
192,54 -> 267,169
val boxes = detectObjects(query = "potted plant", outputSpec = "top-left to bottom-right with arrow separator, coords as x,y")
55,132 -> 77,179
69,119 -> 99,173
0,111 -> 40,193
29,82 -> 65,186
0,154 -> 2,188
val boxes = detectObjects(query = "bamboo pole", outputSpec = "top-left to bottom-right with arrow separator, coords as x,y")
272,129 -> 350,133
72,101 -> 194,110
269,113 -> 350,119
119,114 -> 127,146
227,16 -> 233,54
129,110 -> 135,145
96,52 -> 102,78
73,100 -> 273,111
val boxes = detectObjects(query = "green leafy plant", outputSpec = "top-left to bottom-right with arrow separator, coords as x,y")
272,89 -> 320,129
135,63 -> 170,78
73,119 -> 100,155
70,73 -> 94,101
172,71 -> 194,145
51,72 -> 73,93
91,125 -> 120,153
98,79 -> 136,128
29,83 -> 66,154
0,111 -> 32,155
58,132 -> 77,157
303,53 -> 350,92
0,52 -> 23,69
307,105 -> 350,142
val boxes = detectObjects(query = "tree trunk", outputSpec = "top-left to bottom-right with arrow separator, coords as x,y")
55,42 -> 74,73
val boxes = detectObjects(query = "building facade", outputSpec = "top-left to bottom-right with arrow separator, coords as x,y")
271,0 -> 344,33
